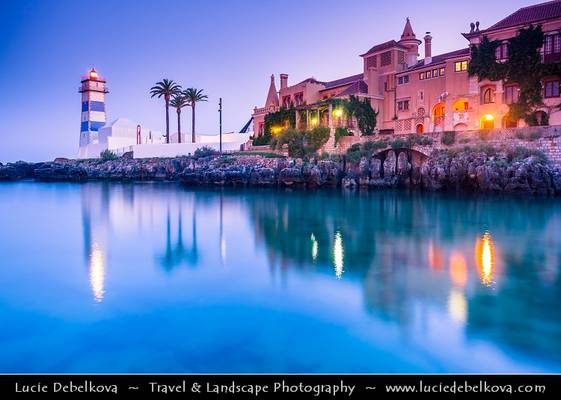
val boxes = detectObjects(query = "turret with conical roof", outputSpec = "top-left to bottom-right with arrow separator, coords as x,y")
265,74 -> 279,109
399,18 -> 422,67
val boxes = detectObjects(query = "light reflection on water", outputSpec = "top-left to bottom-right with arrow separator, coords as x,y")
0,182 -> 560,373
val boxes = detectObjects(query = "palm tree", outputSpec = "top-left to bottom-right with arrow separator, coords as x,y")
170,94 -> 188,143
150,79 -> 182,144
183,88 -> 208,143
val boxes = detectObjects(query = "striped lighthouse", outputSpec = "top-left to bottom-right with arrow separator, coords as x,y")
79,68 -> 108,151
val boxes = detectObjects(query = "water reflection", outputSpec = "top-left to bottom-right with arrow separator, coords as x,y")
476,231 -> 495,287
75,184 -> 561,368
449,251 -> 468,288
89,242 -> 105,303
333,231 -> 344,279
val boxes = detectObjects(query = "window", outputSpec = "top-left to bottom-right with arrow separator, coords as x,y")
545,80 -> 560,98
419,72 -> 425,80
397,100 -> 410,111
398,75 -> 409,85
545,34 -> 561,55
504,85 -> 519,104
495,43 -> 508,60
381,51 -> 392,66
454,60 -> 468,72
282,96 -> 291,108
433,69 -> 438,78
439,67 -> 445,76
482,87 -> 495,104
366,55 -> 377,69
398,51 -> 405,64
294,92 -> 304,106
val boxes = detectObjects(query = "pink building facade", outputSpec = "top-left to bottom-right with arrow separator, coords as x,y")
252,1 -> 561,139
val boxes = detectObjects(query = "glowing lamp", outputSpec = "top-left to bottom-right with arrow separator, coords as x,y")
483,114 -> 494,121
334,108 -> 343,118
271,126 -> 283,135
310,117 -> 318,126
89,68 -> 98,79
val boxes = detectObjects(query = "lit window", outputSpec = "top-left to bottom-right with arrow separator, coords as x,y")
454,60 -> 468,72
419,72 -> 425,80
439,67 -> 445,76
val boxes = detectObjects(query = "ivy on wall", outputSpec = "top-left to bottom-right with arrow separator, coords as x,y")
468,25 -> 561,125
264,108 -> 296,136
327,96 -> 379,135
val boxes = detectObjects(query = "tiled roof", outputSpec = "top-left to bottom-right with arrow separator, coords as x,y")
335,80 -> 368,97
488,0 -> 561,31
296,77 -> 325,85
403,48 -> 470,72
360,40 -> 409,57
322,73 -> 363,90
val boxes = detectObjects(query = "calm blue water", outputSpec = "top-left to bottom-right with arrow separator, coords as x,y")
0,181 -> 560,373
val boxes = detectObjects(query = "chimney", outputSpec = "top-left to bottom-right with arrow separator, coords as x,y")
280,73 -> 288,90
424,32 -> 432,64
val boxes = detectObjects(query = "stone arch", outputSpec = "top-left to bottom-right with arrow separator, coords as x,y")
454,123 -> 468,131
432,102 -> 445,130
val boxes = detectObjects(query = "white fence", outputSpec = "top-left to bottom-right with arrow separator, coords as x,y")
111,133 -> 251,159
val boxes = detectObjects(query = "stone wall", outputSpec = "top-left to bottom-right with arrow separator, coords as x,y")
330,126 -> 561,167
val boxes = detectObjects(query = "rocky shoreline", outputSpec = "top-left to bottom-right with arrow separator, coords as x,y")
1,149 -> 561,195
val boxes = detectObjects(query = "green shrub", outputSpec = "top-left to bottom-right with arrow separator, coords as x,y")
346,144 -> 362,164
441,131 -> 456,146
252,133 -> 271,146
334,127 -> 352,146
391,137 -> 412,150
414,135 -> 433,146
528,131 -> 542,141
272,127 -> 330,157
362,139 -> 388,156
507,146 -> 548,164
194,146 -> 219,159
306,127 -> 331,152
100,149 -> 118,161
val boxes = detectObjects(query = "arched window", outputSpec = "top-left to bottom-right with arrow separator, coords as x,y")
481,87 -> 495,104
453,99 -> 469,111
432,103 -> 445,126
417,107 -> 426,117
416,124 -> 424,134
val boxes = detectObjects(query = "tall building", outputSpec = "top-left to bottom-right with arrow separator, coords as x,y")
252,0 -> 561,139
79,68 -> 108,155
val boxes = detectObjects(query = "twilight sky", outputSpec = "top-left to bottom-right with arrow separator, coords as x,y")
0,0 -> 542,161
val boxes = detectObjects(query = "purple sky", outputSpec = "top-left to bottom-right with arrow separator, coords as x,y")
0,0 -> 542,161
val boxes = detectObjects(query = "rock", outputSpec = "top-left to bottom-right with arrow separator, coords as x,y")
279,167 -> 304,186
1,149 -> 560,195
383,150 -> 396,178
370,158 -> 382,179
